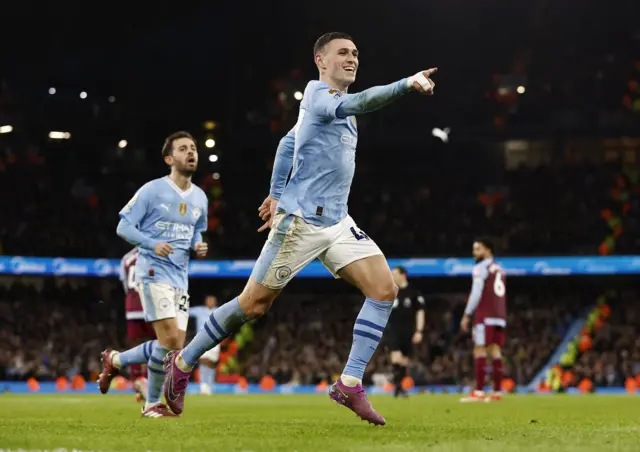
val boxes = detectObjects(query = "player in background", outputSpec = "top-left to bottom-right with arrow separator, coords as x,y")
98,131 -> 208,418
386,266 -> 425,398
459,239 -> 506,403
163,32 -> 437,426
189,295 -> 220,395
119,247 -> 156,402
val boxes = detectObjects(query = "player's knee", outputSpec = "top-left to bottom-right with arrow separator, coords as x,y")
488,344 -> 502,359
158,334 -> 181,350
156,328 -> 181,350
239,278 -> 279,319
243,298 -> 274,319
369,282 -> 398,302
473,346 -> 487,358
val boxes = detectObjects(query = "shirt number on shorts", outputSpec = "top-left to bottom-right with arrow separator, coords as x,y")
177,295 -> 189,313
350,227 -> 370,241
493,272 -> 505,297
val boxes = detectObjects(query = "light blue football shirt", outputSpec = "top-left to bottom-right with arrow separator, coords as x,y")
118,176 -> 208,292
276,79 -> 409,227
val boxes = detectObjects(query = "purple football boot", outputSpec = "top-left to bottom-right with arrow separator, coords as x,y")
329,378 -> 386,426
163,350 -> 191,415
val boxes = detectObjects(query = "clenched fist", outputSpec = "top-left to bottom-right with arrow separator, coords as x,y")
194,242 -> 208,258
154,242 -> 173,257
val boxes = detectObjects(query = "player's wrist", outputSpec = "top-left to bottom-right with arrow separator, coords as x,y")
144,238 -> 161,250
402,77 -> 414,92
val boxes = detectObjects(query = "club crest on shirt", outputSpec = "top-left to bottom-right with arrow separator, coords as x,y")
328,88 -> 344,99
179,202 -> 187,216
192,207 -> 201,219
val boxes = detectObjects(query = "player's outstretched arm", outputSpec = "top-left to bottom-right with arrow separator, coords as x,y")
311,68 -> 437,119
269,128 -> 295,200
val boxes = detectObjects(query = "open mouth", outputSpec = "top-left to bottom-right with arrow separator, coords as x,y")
343,66 -> 356,73
187,157 -> 196,164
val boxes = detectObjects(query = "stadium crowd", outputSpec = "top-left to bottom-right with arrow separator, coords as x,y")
241,286 -> 587,388
569,290 -> 640,388
0,279 -> 118,382
5,276 -> 635,391
0,278 -> 580,387
0,140 -> 636,260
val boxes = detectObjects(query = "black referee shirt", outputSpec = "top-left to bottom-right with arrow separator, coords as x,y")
387,285 -> 425,333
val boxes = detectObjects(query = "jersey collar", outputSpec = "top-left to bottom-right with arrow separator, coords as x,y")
164,176 -> 194,198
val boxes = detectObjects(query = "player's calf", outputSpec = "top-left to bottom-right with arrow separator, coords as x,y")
98,340 -> 156,394
460,345 -> 489,403
488,344 -> 503,397
390,352 -> 409,398
473,345 -> 488,393
338,255 -> 397,385
165,287 -> 269,414
144,320 -> 179,412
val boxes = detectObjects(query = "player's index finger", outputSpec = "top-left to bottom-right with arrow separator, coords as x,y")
424,68 -> 438,76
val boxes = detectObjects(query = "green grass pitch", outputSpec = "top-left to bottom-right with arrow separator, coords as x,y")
0,394 -> 638,451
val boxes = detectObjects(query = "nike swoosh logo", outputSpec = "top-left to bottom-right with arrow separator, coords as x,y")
160,204 -> 170,211
167,366 -> 179,402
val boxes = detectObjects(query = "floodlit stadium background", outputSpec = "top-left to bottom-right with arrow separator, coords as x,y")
1,0 -> 639,399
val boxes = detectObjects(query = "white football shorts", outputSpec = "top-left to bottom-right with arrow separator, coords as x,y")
138,282 -> 190,331
251,212 -> 382,290
201,344 -> 221,363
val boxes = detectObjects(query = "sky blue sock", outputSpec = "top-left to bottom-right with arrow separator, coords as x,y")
182,297 -> 247,367
199,366 -> 210,386
147,343 -> 170,404
119,340 -> 155,368
200,366 -> 215,387
343,298 -> 393,380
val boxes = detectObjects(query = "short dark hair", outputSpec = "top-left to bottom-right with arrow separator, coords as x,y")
476,238 -> 495,253
161,131 -> 195,159
394,266 -> 408,276
313,32 -> 354,56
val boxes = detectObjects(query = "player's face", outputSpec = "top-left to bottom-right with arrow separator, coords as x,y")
472,242 -> 488,263
167,138 -> 198,175
205,295 -> 217,309
391,268 -> 406,286
320,39 -> 359,88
